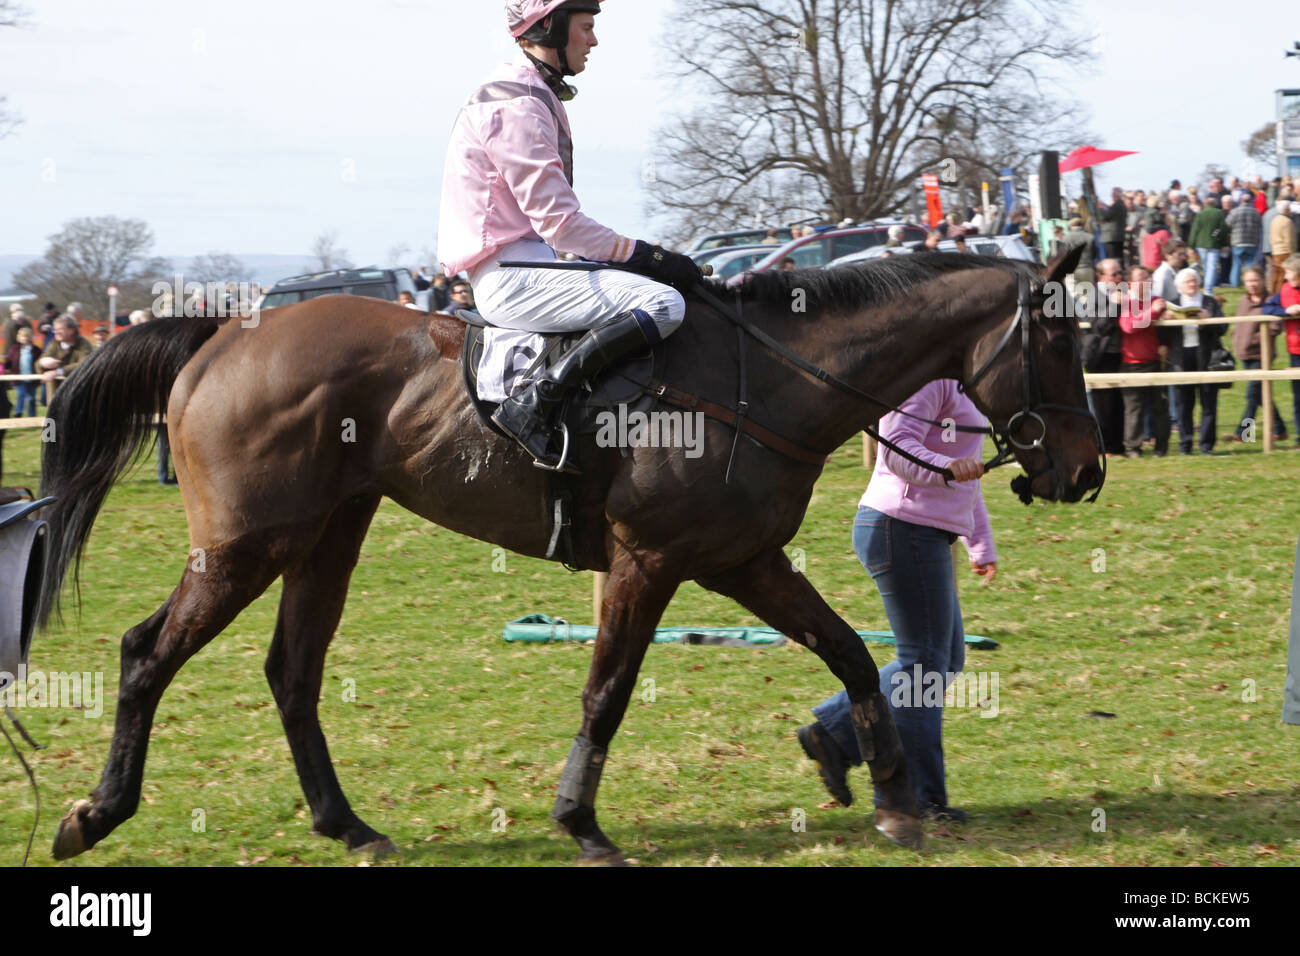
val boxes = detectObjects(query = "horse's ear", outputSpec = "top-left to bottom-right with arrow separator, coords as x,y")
1044,243 -> 1086,286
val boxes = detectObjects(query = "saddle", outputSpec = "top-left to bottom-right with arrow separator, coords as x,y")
458,311 -> 657,447
456,310 -> 656,572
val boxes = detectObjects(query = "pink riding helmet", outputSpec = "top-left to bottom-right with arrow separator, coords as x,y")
506,0 -> 602,38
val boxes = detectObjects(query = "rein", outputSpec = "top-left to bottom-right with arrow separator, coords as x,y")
691,273 -> 1104,503
492,258 -> 1104,502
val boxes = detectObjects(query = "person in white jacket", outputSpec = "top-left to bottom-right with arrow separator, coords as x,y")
438,0 -> 702,471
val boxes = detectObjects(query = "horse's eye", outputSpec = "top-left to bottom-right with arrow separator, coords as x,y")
1050,335 -> 1074,358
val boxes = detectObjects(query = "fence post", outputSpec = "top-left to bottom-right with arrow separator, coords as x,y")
1260,318 -> 1274,454
863,434 -> 877,471
593,571 -> 607,627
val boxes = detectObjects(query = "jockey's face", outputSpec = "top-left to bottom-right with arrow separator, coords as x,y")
565,12 -> 598,74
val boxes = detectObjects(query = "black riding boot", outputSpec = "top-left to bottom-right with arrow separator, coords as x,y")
491,311 -> 656,472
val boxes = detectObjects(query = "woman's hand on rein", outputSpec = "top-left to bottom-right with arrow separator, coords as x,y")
947,457 -> 985,482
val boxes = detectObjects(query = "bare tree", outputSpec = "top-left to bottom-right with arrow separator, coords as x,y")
13,217 -> 172,321
186,252 -> 251,286
386,242 -> 411,267
0,1 -> 30,139
1199,163 -> 1230,186
1240,122 -> 1276,170
645,0 -> 1093,243
308,231 -> 353,272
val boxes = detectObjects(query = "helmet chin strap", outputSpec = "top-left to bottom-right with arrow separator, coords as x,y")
522,48 -> 578,100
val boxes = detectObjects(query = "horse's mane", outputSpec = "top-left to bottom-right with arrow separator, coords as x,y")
702,252 -> 1040,314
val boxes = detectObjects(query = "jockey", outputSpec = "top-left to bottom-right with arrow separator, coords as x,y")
438,0 -> 702,471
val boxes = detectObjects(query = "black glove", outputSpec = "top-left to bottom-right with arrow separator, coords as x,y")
623,240 -> 705,291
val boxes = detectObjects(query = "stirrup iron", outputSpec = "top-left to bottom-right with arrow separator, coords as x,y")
531,420 -> 572,473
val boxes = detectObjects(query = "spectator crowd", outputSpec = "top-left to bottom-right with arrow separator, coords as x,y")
1053,173 -> 1300,458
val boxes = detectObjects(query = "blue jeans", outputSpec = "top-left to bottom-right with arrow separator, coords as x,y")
157,424 -> 173,483
1229,246 -> 1256,288
1237,358 -> 1286,438
1292,354 -> 1300,438
1196,247 -> 1221,292
14,383 -> 36,417
812,507 -> 966,811
1177,350 -> 1219,452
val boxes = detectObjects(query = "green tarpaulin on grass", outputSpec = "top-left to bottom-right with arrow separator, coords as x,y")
502,613 -> 998,649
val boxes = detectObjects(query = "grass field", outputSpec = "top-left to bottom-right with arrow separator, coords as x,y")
1,335 -> 1298,867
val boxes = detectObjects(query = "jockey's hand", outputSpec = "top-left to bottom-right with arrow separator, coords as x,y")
624,241 -> 705,291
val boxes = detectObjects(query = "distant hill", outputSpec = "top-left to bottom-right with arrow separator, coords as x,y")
0,254 -> 355,296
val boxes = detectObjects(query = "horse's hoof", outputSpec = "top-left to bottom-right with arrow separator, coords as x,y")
576,848 -> 628,867
349,836 -> 397,859
873,808 -> 924,850
52,799 -> 93,860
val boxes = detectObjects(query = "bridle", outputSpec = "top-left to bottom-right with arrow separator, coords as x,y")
961,272 -> 1106,504
691,267 -> 1105,504
495,256 -> 1106,504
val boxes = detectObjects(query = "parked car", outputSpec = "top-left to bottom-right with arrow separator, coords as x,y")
259,267 -> 418,310
689,227 -> 799,252
826,234 -> 1038,269
701,246 -> 778,280
745,222 -> 930,275
689,243 -> 771,268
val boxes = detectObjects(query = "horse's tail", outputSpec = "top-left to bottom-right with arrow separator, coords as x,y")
37,317 -> 222,628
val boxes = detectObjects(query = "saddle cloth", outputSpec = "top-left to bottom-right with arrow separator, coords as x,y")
476,327 -> 548,404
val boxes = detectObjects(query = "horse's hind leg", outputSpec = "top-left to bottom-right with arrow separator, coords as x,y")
263,494 -> 390,854
53,537 -> 284,859
698,548 -> 923,849
553,547 -> 679,864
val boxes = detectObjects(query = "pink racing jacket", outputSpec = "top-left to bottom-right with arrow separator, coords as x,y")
438,52 -> 635,278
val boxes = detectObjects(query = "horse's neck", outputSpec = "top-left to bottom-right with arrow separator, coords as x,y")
752,274 -> 1009,452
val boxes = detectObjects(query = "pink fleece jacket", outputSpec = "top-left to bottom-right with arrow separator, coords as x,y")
438,52 -> 635,278
859,379 -> 997,565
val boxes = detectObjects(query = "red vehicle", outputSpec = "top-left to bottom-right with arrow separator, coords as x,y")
745,222 -> 929,274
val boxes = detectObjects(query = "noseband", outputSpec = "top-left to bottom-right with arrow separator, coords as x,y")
963,273 -> 1106,504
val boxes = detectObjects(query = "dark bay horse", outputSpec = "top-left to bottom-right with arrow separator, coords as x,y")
39,247 -> 1099,864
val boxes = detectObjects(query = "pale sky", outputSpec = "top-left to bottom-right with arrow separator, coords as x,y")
1,0 -> 1297,267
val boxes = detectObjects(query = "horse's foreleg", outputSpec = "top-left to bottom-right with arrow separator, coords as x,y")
53,539 -> 283,859
554,547 -> 678,865
265,495 -> 390,854
698,548 -> 923,849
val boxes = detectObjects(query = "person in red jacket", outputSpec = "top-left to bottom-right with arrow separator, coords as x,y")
1118,265 -> 1169,456
1141,224 -> 1171,270
1279,256 -> 1300,446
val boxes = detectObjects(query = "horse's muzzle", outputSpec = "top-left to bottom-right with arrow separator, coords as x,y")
1063,463 -> 1104,503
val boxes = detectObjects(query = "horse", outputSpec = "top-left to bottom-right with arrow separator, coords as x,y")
38,245 -> 1100,864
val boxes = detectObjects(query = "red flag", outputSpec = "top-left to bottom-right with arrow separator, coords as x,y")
922,174 -> 943,228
